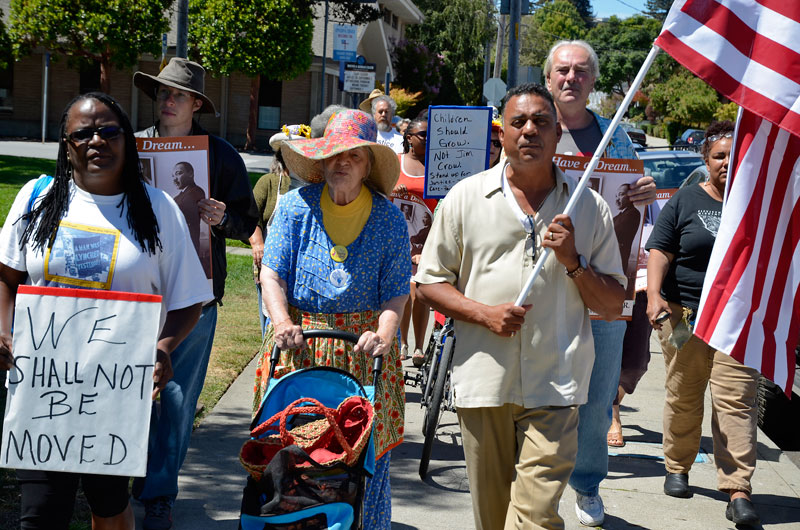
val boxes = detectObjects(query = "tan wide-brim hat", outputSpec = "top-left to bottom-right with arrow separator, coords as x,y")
280,110 -> 400,197
134,57 -> 217,115
358,88 -> 386,113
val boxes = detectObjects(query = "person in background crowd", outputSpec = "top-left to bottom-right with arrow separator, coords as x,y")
646,120 -> 760,527
132,57 -> 259,530
416,83 -> 626,529
393,117 -> 436,365
255,109 -> 410,529
249,125 -> 308,336
310,104 -> 347,139
490,118 -> 504,168
0,92 -> 211,530
360,89 -> 404,154
544,39 -> 657,527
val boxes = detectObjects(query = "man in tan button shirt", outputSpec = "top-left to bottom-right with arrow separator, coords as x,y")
415,84 -> 626,530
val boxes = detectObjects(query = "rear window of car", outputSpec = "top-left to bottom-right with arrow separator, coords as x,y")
641,153 -> 706,189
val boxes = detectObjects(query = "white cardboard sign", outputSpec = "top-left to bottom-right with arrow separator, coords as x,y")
1,286 -> 161,476
424,106 -> 492,198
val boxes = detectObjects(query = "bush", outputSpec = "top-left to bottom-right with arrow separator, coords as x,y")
390,88 -> 423,118
714,102 -> 739,122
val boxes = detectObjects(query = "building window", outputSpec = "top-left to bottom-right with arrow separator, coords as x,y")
383,8 -> 391,24
0,63 -> 12,110
258,77 -> 282,130
79,61 -> 101,94
392,14 -> 398,29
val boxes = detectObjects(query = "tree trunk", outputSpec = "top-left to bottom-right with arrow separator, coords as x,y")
245,76 -> 260,151
100,53 -> 111,94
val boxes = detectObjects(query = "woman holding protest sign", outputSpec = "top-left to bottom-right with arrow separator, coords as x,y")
254,109 -> 410,529
392,117 -> 437,365
0,92 -> 211,529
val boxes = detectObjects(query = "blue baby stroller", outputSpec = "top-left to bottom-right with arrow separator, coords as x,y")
239,330 -> 381,530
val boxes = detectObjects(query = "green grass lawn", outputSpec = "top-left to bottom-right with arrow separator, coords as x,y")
0,155 -> 58,225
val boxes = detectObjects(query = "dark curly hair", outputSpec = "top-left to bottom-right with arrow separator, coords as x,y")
402,117 -> 427,154
18,92 -> 162,255
502,83 -> 557,119
701,120 -> 735,162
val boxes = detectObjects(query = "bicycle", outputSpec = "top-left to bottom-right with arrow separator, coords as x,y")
405,315 -> 456,479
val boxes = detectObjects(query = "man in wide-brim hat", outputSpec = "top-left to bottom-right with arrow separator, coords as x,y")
132,56 -> 258,530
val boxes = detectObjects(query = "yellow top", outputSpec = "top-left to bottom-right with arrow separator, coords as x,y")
320,183 -> 373,247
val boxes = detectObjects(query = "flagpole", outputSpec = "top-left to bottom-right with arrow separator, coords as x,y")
514,44 -> 662,306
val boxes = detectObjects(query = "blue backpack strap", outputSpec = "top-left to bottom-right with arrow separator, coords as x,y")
26,174 -> 53,214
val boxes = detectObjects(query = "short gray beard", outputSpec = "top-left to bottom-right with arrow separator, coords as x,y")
377,122 -> 392,133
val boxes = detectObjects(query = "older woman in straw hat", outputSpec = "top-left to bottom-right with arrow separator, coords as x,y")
254,109 -> 410,528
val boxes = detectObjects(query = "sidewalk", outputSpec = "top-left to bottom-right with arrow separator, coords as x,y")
142,329 -> 800,529
0,139 -> 274,173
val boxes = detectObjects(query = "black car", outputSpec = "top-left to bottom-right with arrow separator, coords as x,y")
620,122 -> 647,147
673,128 -> 705,152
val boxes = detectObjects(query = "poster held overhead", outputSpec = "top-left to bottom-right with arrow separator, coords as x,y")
424,106 -> 493,199
1,286 -> 162,477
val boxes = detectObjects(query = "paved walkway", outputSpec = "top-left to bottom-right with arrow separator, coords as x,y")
135,326 -> 800,529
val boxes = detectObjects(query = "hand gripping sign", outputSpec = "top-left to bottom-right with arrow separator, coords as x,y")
1,286 -> 161,477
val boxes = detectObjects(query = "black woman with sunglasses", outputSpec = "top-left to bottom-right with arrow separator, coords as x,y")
0,92 -> 211,530
646,120 -> 761,526
392,117 -> 436,365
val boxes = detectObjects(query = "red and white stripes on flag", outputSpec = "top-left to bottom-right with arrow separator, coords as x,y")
693,110 -> 800,393
656,0 -> 800,393
655,0 -> 800,138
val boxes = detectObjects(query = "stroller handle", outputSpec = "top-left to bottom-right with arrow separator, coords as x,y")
268,328 -> 383,381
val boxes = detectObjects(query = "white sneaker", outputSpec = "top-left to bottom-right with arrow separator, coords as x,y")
575,492 -> 604,526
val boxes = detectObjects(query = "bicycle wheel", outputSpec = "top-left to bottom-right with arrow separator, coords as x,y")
419,334 -> 454,480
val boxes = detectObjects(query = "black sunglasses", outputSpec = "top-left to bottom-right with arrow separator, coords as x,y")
409,130 -> 427,138
491,140 -> 502,148
65,125 -> 124,144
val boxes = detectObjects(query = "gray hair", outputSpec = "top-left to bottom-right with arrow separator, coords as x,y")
310,104 -> 347,138
371,95 -> 397,115
544,40 -> 600,79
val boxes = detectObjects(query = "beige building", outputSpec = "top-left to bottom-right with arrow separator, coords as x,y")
0,0 -> 422,148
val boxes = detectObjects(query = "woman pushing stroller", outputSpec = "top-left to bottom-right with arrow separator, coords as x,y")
253,109 -> 411,529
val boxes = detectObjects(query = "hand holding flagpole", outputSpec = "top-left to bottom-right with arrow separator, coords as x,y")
514,45 -> 662,306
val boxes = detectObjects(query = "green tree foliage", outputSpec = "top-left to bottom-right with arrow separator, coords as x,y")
649,72 -> 719,129
407,0 -> 495,106
714,102 -> 739,122
644,0 -> 671,22
0,9 -> 11,70
9,0 -> 172,93
534,0 -> 593,27
521,0 -> 587,71
586,15 -> 660,97
391,39 -> 444,109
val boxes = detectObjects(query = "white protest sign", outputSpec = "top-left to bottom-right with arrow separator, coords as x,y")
1,286 -> 161,476
554,154 -> 645,319
137,136 -> 213,289
344,62 -> 376,93
424,106 -> 492,199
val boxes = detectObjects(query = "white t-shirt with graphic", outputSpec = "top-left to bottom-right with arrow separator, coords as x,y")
0,179 -> 213,328
377,130 -> 404,154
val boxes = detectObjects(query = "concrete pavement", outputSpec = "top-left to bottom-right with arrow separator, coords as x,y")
137,326 -> 800,529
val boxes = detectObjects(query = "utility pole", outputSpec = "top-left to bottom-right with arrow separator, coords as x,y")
320,0 -> 329,113
176,0 -> 189,58
493,15 -> 505,79
507,0 -> 521,88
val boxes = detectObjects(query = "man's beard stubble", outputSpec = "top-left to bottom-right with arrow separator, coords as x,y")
377,122 -> 392,133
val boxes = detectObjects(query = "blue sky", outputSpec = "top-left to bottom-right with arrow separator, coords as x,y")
592,0 -> 649,19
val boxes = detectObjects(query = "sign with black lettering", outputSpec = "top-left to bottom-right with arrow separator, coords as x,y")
1,286 -> 161,476
343,62 -> 376,94
424,106 -> 493,198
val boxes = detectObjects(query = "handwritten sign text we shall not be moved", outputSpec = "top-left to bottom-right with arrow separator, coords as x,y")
1,286 -> 161,477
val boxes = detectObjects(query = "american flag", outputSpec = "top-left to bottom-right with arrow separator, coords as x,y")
655,0 -> 800,393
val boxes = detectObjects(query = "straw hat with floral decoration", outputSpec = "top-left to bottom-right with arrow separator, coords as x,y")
279,110 -> 400,197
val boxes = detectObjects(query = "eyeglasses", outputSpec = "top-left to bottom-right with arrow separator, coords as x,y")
491,140 -> 502,148
156,89 -> 193,103
409,131 -> 427,139
524,216 -> 538,260
707,132 -> 733,143
64,125 -> 123,144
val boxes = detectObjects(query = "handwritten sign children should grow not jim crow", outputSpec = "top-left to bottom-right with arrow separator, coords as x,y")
1,286 -> 161,476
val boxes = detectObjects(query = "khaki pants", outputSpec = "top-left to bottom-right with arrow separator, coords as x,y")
457,404 -> 579,530
658,301 -> 759,493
